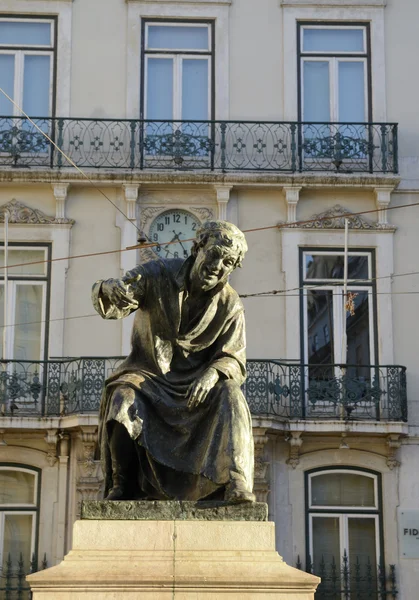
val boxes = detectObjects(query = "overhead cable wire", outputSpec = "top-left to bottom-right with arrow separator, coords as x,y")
0,87 -> 174,259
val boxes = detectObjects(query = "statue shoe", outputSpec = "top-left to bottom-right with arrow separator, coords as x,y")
105,486 -> 126,501
225,479 -> 256,504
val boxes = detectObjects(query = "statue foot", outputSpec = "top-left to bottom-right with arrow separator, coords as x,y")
105,486 -> 127,501
225,480 -> 256,504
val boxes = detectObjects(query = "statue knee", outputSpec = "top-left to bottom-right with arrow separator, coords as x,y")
216,379 -> 246,410
111,385 -> 136,408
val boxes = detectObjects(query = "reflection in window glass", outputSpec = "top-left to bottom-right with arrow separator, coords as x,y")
312,516 -> 340,573
0,249 -> 46,276
14,285 -> 43,361
0,470 -> 35,505
0,22 -> 51,46
303,28 -> 364,53
311,473 -> 375,507
148,25 -> 209,51
305,254 -> 369,280
3,514 -> 33,572
307,290 -> 334,364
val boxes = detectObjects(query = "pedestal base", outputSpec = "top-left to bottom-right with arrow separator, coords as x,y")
27,519 -> 319,599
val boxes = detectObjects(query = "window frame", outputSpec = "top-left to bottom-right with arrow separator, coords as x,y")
140,18 -> 215,122
0,242 -> 52,362
305,466 -> 385,575
297,21 -> 372,123
0,15 -> 57,118
0,464 -> 41,570
299,246 -> 379,366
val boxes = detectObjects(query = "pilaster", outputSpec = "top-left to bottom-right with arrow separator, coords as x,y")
76,427 -> 103,518
253,427 -> 270,503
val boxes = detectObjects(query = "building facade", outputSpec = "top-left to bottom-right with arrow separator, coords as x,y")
0,0 -> 417,598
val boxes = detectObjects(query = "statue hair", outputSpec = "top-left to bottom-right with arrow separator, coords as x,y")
191,220 -> 248,268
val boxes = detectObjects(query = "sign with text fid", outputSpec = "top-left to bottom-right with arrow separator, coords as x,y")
399,510 -> 419,559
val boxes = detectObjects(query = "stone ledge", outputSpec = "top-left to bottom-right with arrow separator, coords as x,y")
81,500 -> 268,521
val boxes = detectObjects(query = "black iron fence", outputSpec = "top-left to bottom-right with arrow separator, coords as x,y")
0,117 -> 398,173
297,553 -> 397,600
0,553 -> 47,600
0,358 -> 407,422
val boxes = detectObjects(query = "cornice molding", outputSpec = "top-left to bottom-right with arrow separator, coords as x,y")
0,199 -> 74,225
127,0 -> 231,4
280,0 -> 385,6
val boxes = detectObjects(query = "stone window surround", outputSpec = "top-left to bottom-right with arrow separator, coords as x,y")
126,1 -> 230,119
281,226 -> 395,367
0,0 -> 72,117
282,3 -> 387,122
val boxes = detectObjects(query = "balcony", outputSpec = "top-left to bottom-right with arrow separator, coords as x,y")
0,118 -> 398,174
0,358 -> 407,423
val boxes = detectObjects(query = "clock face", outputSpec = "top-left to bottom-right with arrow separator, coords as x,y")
148,209 -> 201,260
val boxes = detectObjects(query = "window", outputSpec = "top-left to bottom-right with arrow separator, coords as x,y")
0,18 -> 56,163
0,244 -> 51,362
298,23 -> 371,169
301,249 -> 377,416
299,24 -> 370,123
0,466 -> 40,577
141,20 -> 214,166
307,468 -> 382,598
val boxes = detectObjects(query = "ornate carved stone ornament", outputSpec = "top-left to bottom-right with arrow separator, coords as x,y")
0,199 -> 74,225
299,204 -> 380,230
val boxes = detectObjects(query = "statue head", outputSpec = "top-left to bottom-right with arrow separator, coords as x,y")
189,220 -> 248,292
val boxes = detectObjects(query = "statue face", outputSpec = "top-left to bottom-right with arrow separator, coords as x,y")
190,242 -> 240,292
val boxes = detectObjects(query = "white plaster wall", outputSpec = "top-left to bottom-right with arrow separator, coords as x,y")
64,187 -> 122,357
71,0 -> 127,117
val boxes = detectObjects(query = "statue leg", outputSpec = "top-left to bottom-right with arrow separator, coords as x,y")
213,380 -> 256,504
105,386 -> 140,501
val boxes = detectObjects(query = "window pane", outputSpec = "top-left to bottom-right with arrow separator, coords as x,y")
339,62 -> 365,122
0,22 -> 51,46
148,25 -> 209,51
146,58 -> 173,120
312,516 -> 340,574
23,55 -> 51,117
348,518 -> 377,598
303,28 -> 364,53
346,290 -> 371,375
182,59 -> 208,120
0,284 -> 3,359
0,249 -> 46,276
305,254 -> 369,280
0,470 -> 35,504
13,284 -> 43,361
311,473 -> 375,507
0,54 -> 15,114
307,290 -> 334,364
303,61 -> 330,121
2,514 -> 33,572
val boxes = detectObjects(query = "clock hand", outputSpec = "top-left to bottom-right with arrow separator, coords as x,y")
172,230 -> 188,256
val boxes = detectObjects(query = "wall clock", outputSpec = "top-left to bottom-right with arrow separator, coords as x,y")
148,209 -> 201,259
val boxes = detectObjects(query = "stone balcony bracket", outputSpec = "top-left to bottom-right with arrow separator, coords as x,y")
44,429 -> 59,467
374,185 -> 395,227
214,184 -> 233,221
386,434 -> 402,470
51,183 -> 70,222
253,427 -> 270,503
286,431 -> 303,469
122,183 -> 140,220
282,185 -> 302,224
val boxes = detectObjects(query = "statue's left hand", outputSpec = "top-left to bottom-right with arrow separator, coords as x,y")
187,367 -> 219,410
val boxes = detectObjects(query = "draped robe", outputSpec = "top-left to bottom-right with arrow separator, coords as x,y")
92,257 -> 254,500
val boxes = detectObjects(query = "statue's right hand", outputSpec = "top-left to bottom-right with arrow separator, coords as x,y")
101,278 -> 136,309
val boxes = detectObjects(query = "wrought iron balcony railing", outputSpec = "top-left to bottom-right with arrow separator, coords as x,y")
297,552 -> 398,600
0,117 -> 398,173
0,552 -> 48,600
0,358 -> 407,422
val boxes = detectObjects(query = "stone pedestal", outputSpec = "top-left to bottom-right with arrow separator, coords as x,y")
28,502 -> 319,599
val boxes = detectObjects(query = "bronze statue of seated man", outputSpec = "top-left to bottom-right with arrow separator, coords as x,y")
92,220 -> 255,504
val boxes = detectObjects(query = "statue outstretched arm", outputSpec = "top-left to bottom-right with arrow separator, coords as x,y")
92,265 -> 146,320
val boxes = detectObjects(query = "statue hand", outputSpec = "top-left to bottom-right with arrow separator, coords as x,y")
187,367 -> 219,410
101,278 -> 136,309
